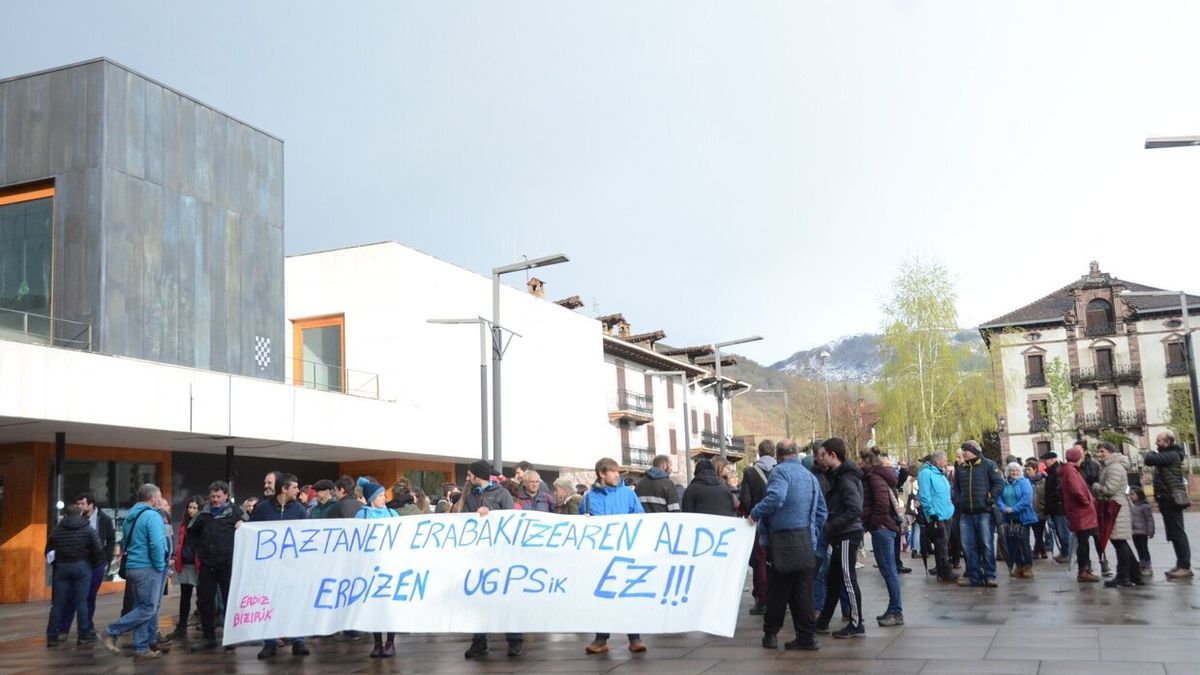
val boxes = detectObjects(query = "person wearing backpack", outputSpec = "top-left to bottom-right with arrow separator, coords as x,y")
741,440 -> 778,615
100,484 -> 168,662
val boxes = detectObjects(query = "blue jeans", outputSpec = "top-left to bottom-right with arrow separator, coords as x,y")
870,529 -> 902,615
959,512 -> 996,584
58,562 -> 106,635
106,566 -> 161,654
1049,515 -> 1071,557
813,548 -> 850,617
48,561 -> 92,638
1003,521 -> 1032,568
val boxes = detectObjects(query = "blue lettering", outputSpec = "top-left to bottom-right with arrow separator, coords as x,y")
503,565 -> 529,594
691,528 -> 715,557
712,527 -> 734,558
298,528 -> 320,554
313,578 -> 336,608
279,527 -> 299,559
255,528 -> 278,560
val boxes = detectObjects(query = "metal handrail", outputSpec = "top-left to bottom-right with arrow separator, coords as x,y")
614,389 -> 654,415
1167,361 -> 1190,377
1071,363 -> 1141,385
285,355 -> 380,399
1075,410 -> 1146,429
622,444 -> 654,468
0,306 -> 92,351
1084,323 -> 1116,337
1025,373 -> 1046,388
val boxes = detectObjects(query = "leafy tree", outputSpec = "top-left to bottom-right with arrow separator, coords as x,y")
1164,383 -> 1196,448
876,258 -> 996,461
1044,357 -> 1078,452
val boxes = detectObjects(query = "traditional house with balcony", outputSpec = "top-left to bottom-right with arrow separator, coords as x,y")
980,262 -> 1199,459
595,316 -> 749,481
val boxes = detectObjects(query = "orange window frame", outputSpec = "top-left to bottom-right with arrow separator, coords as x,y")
0,181 -> 57,327
291,314 -> 346,392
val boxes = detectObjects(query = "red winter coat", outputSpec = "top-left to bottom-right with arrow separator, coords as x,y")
1058,462 -> 1097,533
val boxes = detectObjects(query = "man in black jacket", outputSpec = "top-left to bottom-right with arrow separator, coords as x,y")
187,481 -> 244,652
330,474 -> 364,519
56,492 -> 114,640
953,441 -> 1004,587
248,473 -> 310,659
45,504 -> 104,646
636,455 -> 681,513
1144,431 -> 1193,580
741,440 -> 779,615
1041,452 -> 1071,563
813,437 -> 866,639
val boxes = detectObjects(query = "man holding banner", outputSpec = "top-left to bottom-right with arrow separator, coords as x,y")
461,460 -> 525,659
248,472 -> 311,660
749,441 -> 826,651
582,457 -> 648,655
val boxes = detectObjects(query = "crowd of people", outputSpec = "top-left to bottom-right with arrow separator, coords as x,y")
40,431 -> 1194,662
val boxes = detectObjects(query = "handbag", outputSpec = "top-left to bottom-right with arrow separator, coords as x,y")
769,528 -> 815,573
117,510 -> 147,579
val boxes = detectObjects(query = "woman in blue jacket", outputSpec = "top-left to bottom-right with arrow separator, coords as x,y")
997,463 -> 1038,579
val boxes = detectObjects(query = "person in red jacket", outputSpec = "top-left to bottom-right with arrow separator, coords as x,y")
170,496 -> 204,638
1059,448 -> 1099,582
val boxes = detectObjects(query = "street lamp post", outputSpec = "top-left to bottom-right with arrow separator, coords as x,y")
428,317 -> 523,464
712,336 -> 763,459
749,388 -> 790,438
1120,289 -> 1200,457
646,370 -> 693,484
820,350 -> 833,437
492,254 -> 569,475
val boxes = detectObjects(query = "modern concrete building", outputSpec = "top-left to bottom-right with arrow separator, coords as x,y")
980,262 -> 1200,459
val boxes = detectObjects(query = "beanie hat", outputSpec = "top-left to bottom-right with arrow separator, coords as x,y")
468,460 -> 493,481
357,476 -> 385,504
1065,448 -> 1083,463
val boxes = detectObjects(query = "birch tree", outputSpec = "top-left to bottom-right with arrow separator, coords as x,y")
1044,356 -> 1078,452
876,258 -> 996,460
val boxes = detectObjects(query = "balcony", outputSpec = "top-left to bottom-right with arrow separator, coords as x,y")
622,444 -> 654,470
1075,410 -> 1146,430
608,389 -> 654,425
1084,323 -> 1116,337
1071,364 -> 1141,387
1025,373 -> 1046,388
692,431 -> 747,461
0,307 -> 92,351
1029,417 -> 1050,433
1167,361 -> 1190,378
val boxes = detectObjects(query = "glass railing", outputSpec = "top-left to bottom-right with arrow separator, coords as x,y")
0,307 -> 92,350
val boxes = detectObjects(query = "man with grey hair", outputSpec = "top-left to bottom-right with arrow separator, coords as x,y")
1144,431 -> 1193,579
553,477 -> 582,515
100,484 -> 168,662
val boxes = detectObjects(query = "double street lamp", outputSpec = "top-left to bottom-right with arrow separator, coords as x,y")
492,254 -> 569,475
820,350 -> 833,437
712,336 -> 763,459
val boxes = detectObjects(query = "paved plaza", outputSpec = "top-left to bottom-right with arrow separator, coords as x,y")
2,513 -> 1198,674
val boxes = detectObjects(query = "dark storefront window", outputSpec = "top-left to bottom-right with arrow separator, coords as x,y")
57,460 -> 159,582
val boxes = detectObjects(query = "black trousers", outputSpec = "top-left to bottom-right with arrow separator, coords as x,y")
1112,539 -> 1142,583
1132,534 -> 1151,564
928,520 -> 953,580
1159,502 -> 1192,568
197,561 -> 233,640
177,582 -> 194,630
763,566 -> 815,640
818,537 -> 863,629
1075,529 -> 1098,569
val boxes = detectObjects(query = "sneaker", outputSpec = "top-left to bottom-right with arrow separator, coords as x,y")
1166,567 -> 1195,580
132,650 -> 162,662
784,637 -> 819,651
628,639 -> 647,653
814,621 -> 830,634
292,642 -> 310,656
761,633 -> 778,649
77,633 -> 97,645
984,578 -> 999,588
1053,555 -> 1070,564
507,641 -> 524,657
749,602 -> 767,615
46,636 -> 59,648
832,623 -> 866,639
956,577 -> 982,587
382,642 -> 396,658
584,640 -> 609,654
100,631 -> 121,656
149,642 -> 170,654
1077,570 -> 1100,583
169,626 -> 188,639
877,613 -> 904,627
464,639 -> 489,659
257,644 -> 277,659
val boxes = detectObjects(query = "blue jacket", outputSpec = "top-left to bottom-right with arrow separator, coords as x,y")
249,498 -> 309,522
356,506 -> 398,519
581,482 -> 644,515
122,502 -> 167,572
750,458 -> 828,551
917,462 -> 954,522
997,476 -> 1038,526
953,456 -> 1004,515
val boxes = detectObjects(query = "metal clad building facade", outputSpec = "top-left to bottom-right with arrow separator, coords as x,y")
0,58 -> 284,380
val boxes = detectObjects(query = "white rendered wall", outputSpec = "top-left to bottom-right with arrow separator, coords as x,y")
285,243 -> 611,470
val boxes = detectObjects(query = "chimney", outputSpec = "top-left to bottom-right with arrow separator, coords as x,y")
527,277 -> 545,298
617,320 -> 631,338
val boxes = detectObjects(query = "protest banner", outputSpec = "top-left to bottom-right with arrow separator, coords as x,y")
222,511 -> 755,642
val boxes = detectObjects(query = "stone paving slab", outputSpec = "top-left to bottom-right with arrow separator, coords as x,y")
0,513 -> 1196,673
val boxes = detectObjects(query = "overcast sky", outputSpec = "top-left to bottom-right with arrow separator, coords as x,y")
4,2 -> 1199,364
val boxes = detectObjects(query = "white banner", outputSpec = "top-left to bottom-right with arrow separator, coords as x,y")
222,511 -> 754,643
